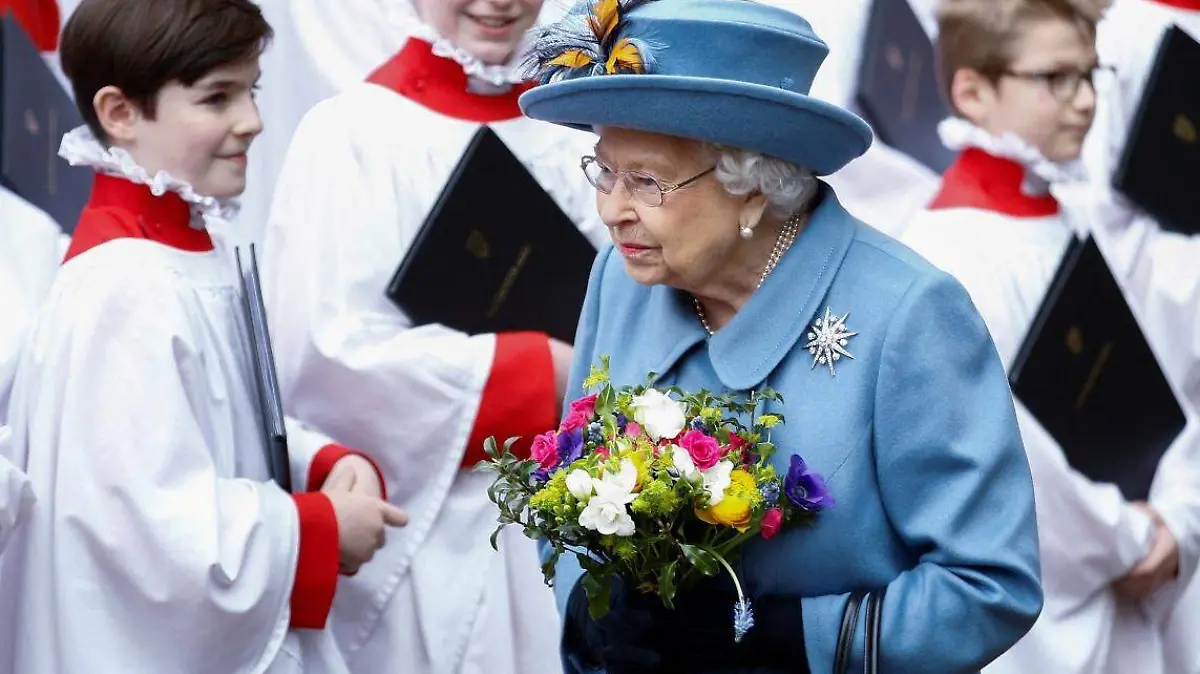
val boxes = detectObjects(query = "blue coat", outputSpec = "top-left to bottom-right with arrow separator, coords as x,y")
553,188 -> 1043,673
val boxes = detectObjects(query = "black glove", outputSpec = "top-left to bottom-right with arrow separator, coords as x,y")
656,576 -> 811,672
564,577 -> 665,674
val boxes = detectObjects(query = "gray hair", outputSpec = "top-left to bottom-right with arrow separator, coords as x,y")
702,144 -> 820,218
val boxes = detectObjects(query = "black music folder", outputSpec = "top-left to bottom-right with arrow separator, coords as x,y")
235,244 -> 292,493
1113,25 -> 1200,236
0,14 -> 90,233
856,0 -> 955,173
1009,235 -> 1185,501
386,127 -> 596,344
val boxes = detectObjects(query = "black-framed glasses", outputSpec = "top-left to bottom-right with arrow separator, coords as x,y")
999,65 -> 1114,101
580,155 -> 715,207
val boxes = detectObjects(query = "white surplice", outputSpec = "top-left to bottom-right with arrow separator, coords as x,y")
903,121 -> 1200,674
261,6 -> 602,673
0,133 -> 351,674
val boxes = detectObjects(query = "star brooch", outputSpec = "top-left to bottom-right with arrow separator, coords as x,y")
804,307 -> 858,376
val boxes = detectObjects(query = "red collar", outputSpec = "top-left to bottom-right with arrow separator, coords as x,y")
0,0 -> 60,51
366,38 -> 534,123
64,174 -> 214,262
1148,0 -> 1200,11
928,148 -> 1060,218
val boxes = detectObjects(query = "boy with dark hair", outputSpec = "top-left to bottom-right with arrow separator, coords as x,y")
0,1 -> 406,672
902,1 -> 1200,672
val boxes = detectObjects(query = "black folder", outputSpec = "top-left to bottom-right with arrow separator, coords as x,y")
1009,235 -> 1185,501
385,127 -> 596,344
1113,25 -> 1200,236
0,14 -> 90,233
856,0 -> 955,173
235,244 -> 292,493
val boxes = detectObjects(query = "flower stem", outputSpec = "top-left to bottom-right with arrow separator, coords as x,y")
709,548 -> 744,601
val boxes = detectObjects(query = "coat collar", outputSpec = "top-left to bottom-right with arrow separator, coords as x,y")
644,185 -> 856,391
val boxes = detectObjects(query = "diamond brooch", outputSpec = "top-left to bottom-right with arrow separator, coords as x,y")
804,307 -> 858,376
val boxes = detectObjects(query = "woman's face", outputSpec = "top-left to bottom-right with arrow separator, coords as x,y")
592,127 -> 766,292
412,0 -> 544,66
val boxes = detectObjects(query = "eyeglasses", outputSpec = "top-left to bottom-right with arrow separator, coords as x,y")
580,155 -> 715,207
999,65 -> 1114,101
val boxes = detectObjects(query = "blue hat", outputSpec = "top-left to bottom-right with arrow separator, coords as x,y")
518,0 -> 873,176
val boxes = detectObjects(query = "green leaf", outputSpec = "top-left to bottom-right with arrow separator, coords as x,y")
489,525 -> 504,551
680,543 -> 719,576
659,560 -> 678,608
596,384 -> 617,418
484,436 -> 499,460
503,436 -> 521,453
541,548 -> 561,584
581,571 -> 613,620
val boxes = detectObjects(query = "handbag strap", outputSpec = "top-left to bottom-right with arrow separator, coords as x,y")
864,588 -> 886,674
833,590 -> 867,674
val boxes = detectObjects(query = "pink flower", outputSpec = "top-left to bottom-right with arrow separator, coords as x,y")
568,394 -> 599,420
530,431 -> 559,470
761,508 -> 783,540
625,421 -> 643,438
561,410 -> 589,433
679,430 -> 722,471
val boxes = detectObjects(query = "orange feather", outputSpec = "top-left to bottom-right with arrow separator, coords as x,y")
589,0 -> 620,45
548,49 -> 595,70
606,38 -> 645,74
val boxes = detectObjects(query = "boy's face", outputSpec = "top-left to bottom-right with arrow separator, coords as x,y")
130,58 -> 263,199
413,0 -> 544,66
962,17 -> 1099,163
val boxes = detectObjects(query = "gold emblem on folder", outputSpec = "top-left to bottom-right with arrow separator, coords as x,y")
1066,326 -> 1085,356
24,108 -> 40,136
465,229 -> 491,260
1173,113 -> 1196,144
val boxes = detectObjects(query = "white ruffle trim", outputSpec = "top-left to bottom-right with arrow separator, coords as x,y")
382,0 -> 571,87
58,126 -> 239,228
938,117 -> 1088,194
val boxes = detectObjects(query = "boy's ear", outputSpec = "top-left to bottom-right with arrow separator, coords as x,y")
93,85 -> 142,144
949,67 -> 997,128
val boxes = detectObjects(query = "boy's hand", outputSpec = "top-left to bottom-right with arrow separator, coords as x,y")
325,491 -> 408,575
1113,502 -> 1179,602
322,454 -> 383,500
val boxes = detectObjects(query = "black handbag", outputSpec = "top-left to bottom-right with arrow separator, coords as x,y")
833,588 -> 885,674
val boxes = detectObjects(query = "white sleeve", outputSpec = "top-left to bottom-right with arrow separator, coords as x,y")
0,450 -> 33,554
1013,401 -> 1156,597
3,271 -> 300,674
262,99 -> 499,571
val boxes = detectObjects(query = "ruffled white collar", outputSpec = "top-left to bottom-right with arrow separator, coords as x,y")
59,126 -> 239,228
938,117 -> 1088,194
382,0 -> 569,87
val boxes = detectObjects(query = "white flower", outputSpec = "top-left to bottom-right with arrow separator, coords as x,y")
578,459 -> 638,537
630,388 -> 687,441
578,493 -> 637,537
670,445 -> 700,482
566,469 -> 594,501
701,460 -> 734,507
592,459 -> 638,500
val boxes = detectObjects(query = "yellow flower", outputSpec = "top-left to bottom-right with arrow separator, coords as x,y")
696,469 -> 756,531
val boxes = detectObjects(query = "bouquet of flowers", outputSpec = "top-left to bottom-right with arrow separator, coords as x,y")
480,357 -> 833,642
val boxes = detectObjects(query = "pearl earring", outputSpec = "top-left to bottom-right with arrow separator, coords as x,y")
739,224 -> 754,239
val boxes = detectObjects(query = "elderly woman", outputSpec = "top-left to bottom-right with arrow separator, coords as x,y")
518,1 -> 1043,672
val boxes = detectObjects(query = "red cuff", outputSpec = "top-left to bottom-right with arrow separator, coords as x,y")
462,332 -> 558,467
289,493 -> 338,629
307,444 -> 388,500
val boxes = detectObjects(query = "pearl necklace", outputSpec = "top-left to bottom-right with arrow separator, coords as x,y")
693,211 -> 805,336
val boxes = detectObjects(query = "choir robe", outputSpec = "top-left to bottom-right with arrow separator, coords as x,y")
262,33 -> 605,674
903,145 -> 1200,674
760,0 -> 940,237
0,168 -> 375,674
1055,6 -> 1200,668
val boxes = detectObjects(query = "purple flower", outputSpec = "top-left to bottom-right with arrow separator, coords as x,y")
615,412 -> 628,430
556,427 -> 584,467
532,468 -> 551,485
760,481 -> 780,506
784,455 -> 834,512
